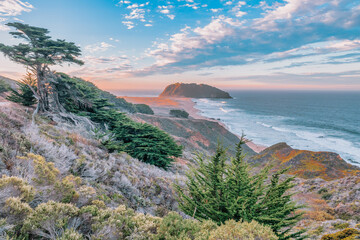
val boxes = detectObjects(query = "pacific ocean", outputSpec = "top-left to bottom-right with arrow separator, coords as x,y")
193,91 -> 360,166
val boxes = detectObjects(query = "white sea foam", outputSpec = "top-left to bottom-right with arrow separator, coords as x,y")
193,98 -> 360,166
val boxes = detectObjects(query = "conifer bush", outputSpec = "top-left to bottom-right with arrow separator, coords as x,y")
175,138 -> 305,240
6,72 -> 37,106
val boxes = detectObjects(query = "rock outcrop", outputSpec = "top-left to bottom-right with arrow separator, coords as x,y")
250,142 -> 360,181
159,83 -> 232,98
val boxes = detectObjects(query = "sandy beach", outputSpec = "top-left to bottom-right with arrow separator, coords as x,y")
123,96 -> 267,153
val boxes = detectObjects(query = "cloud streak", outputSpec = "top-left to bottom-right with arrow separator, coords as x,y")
136,0 -> 360,76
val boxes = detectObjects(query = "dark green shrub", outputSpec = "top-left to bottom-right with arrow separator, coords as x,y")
135,104 -> 154,115
318,188 -> 328,194
175,138 -> 305,240
322,192 -> 332,200
170,109 -> 189,118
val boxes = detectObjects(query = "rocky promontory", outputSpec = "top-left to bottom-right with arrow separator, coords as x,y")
159,83 -> 232,98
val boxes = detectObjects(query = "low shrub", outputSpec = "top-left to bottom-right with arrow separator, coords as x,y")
170,109 -> 189,118
22,201 -> 80,239
208,220 -> 278,240
321,228 -> 360,240
135,104 -> 154,115
333,222 -> 351,230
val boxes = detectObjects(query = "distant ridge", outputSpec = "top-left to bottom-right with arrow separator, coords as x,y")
0,75 -> 17,89
159,83 -> 232,98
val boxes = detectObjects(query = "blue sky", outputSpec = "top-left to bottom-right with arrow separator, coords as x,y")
0,0 -> 360,90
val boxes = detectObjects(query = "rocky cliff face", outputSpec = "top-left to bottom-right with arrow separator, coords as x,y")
159,83 -> 232,98
250,142 -> 360,181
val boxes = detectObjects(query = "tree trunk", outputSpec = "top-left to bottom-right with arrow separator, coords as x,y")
36,68 -> 49,113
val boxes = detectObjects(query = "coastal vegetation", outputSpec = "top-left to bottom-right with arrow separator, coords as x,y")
175,138 -> 305,240
170,109 -> 189,118
0,22 -> 182,169
6,72 -> 37,107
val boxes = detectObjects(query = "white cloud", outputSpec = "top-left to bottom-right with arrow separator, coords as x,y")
144,23 -> 152,27
232,1 -> 247,18
122,21 -> 134,29
149,15 -> 241,66
0,0 -> 33,16
210,8 -> 222,13
84,42 -> 114,53
125,8 -> 145,20
158,5 -> 175,20
0,0 -> 33,31
326,40 -> 360,51
167,14 -> 175,20
160,9 -> 170,14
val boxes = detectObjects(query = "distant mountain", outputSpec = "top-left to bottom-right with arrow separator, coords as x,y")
159,83 -> 232,98
250,142 -> 360,180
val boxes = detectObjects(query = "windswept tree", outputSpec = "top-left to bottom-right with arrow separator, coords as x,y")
0,22 -> 84,113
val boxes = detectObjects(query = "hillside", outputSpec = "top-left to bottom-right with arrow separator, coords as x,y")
250,142 -> 360,181
159,83 -> 232,98
0,75 -> 17,89
132,114 -> 255,160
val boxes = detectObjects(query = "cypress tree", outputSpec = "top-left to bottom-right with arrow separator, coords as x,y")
175,137 -> 305,239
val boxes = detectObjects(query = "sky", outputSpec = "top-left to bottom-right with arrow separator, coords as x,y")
0,0 -> 360,91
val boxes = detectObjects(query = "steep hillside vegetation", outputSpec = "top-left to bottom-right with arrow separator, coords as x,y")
132,114 -> 255,161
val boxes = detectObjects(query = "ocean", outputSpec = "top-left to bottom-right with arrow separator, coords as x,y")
193,91 -> 360,166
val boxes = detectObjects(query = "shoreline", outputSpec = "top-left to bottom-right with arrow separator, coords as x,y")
122,96 -> 267,153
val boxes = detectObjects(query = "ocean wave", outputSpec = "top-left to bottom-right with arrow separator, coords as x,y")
193,99 -> 360,166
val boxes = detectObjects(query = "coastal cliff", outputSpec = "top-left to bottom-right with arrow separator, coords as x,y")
250,142 -> 360,181
159,83 -> 232,98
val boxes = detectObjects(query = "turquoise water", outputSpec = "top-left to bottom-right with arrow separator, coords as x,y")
193,91 -> 360,166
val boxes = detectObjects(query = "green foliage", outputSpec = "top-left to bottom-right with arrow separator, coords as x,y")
321,228 -> 360,240
135,104 -> 154,115
53,72 -> 151,114
52,73 -> 182,168
0,22 -> 83,67
208,220 -> 278,240
22,201 -> 79,239
0,175 -> 35,202
92,109 -> 182,168
175,138 -> 305,240
170,109 -> 189,118
155,212 -> 208,239
333,222 -> 350,230
322,192 -> 333,200
0,79 -> 10,93
0,22 -> 84,112
6,72 -> 37,106
56,228 -> 84,240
